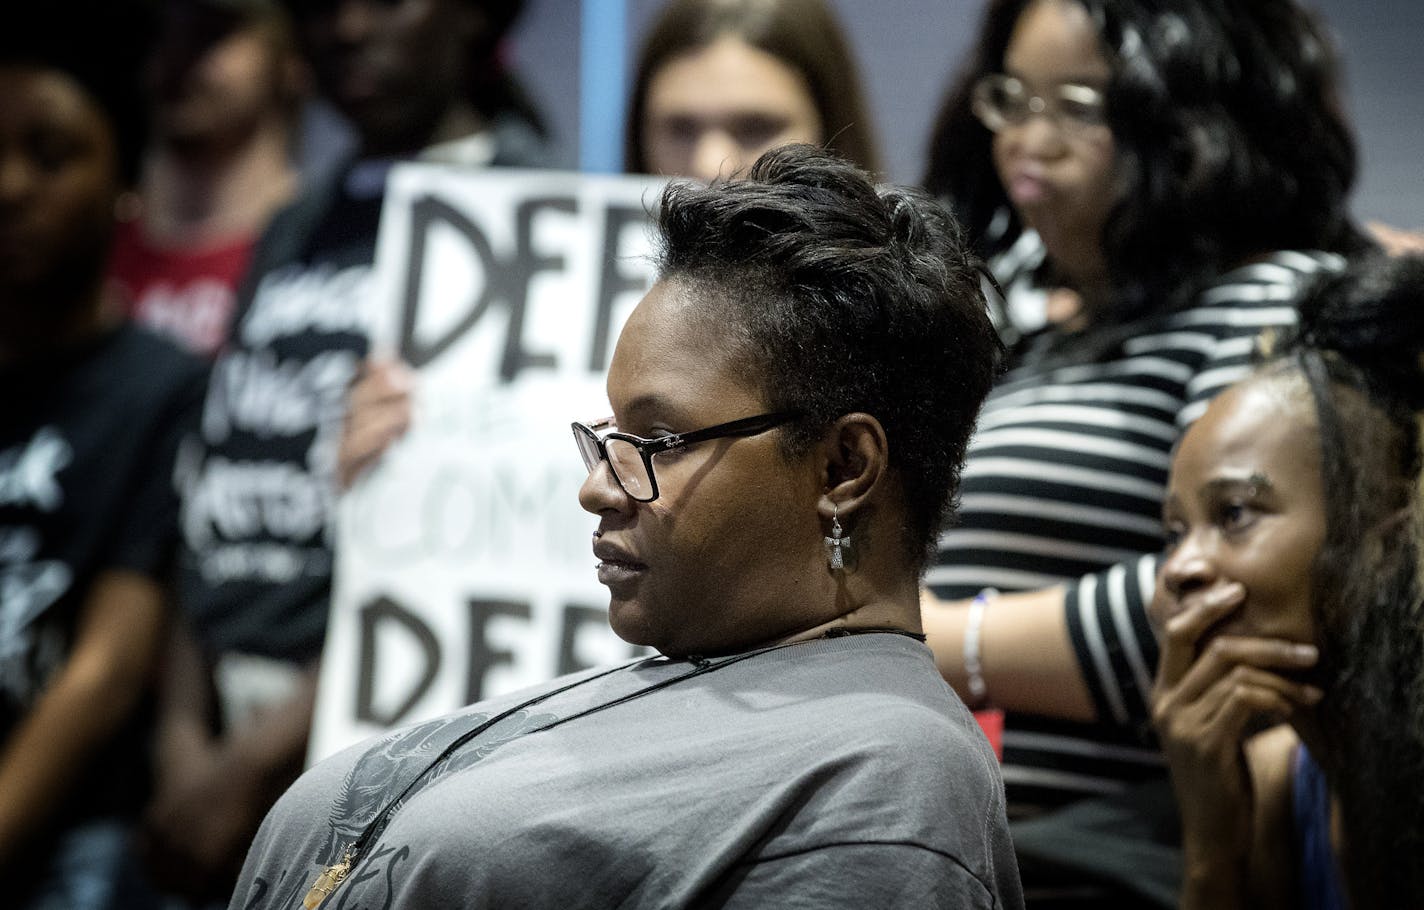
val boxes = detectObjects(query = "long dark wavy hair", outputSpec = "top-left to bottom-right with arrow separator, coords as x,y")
625,0 -> 881,176
1262,255 -> 1424,908
923,0 -> 1365,328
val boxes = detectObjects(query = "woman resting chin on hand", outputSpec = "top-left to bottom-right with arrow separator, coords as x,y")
1150,254 -> 1424,910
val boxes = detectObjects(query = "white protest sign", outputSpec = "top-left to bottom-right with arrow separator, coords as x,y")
310,166 -> 665,763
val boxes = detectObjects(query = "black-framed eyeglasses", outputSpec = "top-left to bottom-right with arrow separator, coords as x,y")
971,73 -> 1107,135
572,411 -> 801,503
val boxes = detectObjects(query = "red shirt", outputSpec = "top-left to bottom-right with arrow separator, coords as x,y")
107,219 -> 255,358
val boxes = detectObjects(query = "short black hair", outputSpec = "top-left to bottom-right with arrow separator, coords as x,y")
924,0 -> 1364,323
655,144 -> 1002,568
0,2 -> 155,186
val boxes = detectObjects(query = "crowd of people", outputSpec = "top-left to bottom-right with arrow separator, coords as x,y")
1,0 -> 1420,908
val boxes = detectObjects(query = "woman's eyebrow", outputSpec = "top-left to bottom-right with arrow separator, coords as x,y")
618,392 -> 693,427
1001,66 -> 1111,87
1199,472 -> 1276,498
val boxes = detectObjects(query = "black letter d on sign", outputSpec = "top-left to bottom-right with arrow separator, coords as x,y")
356,595 -> 441,726
398,194 -> 500,369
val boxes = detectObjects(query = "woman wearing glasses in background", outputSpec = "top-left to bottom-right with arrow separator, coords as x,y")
918,0 -> 1368,905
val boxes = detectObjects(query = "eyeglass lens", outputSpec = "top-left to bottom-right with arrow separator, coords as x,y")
604,438 -> 652,499
974,75 -> 1104,132
572,424 -> 656,501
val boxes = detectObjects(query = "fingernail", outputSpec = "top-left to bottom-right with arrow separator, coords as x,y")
1292,643 -> 1319,662
1304,686 -> 1325,703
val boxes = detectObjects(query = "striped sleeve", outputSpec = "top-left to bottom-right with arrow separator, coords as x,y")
1178,252 -> 1341,425
1064,555 -> 1161,725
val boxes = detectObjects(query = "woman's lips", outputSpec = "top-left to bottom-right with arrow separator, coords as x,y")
596,560 -> 646,586
593,540 -> 647,586
1005,171 -> 1052,206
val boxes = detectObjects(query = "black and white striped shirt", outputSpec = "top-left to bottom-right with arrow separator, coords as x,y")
929,249 -> 1343,810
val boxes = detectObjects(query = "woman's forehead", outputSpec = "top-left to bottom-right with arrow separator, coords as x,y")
1178,377 -> 1321,487
607,280 -> 765,416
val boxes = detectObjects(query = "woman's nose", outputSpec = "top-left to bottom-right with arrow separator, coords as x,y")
1005,114 -> 1068,160
577,458 -> 633,516
1160,539 -> 1217,601
690,130 -> 741,182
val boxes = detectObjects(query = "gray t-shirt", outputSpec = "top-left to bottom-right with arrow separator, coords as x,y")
231,634 -> 1023,909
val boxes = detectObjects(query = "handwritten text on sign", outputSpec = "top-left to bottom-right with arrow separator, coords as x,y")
310,167 -> 664,762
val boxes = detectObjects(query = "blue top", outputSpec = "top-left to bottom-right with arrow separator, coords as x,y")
1293,746 -> 1347,910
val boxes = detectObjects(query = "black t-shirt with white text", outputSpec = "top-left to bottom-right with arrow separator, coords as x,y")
0,323 -> 205,819
175,168 -> 382,665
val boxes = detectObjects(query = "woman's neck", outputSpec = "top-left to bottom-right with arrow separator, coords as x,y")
140,119 -> 296,247
1056,269 -> 1113,332
773,576 -> 925,647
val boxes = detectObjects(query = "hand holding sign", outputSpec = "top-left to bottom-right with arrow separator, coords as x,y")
338,357 -> 415,491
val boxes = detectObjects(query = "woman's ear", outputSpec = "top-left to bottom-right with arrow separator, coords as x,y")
816,412 -> 888,519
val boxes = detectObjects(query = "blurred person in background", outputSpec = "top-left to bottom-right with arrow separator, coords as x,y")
108,0 -> 302,360
0,3 -> 206,906
918,0 -> 1367,904
140,0 -> 550,902
625,0 -> 879,182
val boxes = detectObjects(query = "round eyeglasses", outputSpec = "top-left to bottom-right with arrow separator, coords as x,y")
572,411 -> 800,503
971,73 -> 1107,135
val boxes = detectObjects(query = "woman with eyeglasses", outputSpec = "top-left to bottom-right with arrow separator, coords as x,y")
917,0 -> 1368,904
229,145 -> 1024,909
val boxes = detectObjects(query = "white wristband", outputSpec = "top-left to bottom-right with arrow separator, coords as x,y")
964,588 -> 997,707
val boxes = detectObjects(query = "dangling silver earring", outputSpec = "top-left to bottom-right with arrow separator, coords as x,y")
825,503 -> 851,570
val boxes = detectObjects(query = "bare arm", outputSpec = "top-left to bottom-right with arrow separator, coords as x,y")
0,569 -> 165,870
1367,221 -> 1424,257
151,612 -> 217,777
921,586 -> 1096,722
143,648 -> 317,901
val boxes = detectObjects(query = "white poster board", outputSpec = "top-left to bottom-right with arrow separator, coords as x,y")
309,166 -> 664,763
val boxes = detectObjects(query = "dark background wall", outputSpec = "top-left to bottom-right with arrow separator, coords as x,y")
508,0 -> 1421,229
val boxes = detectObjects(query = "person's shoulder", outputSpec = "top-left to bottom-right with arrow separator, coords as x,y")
1190,250 -> 1346,314
856,692 -> 997,777
108,320 -> 201,363
245,161 -> 355,272
303,662 -> 638,779
488,112 -> 556,169
89,323 -> 207,393
802,643 -> 1000,779
1156,251 -> 1339,348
